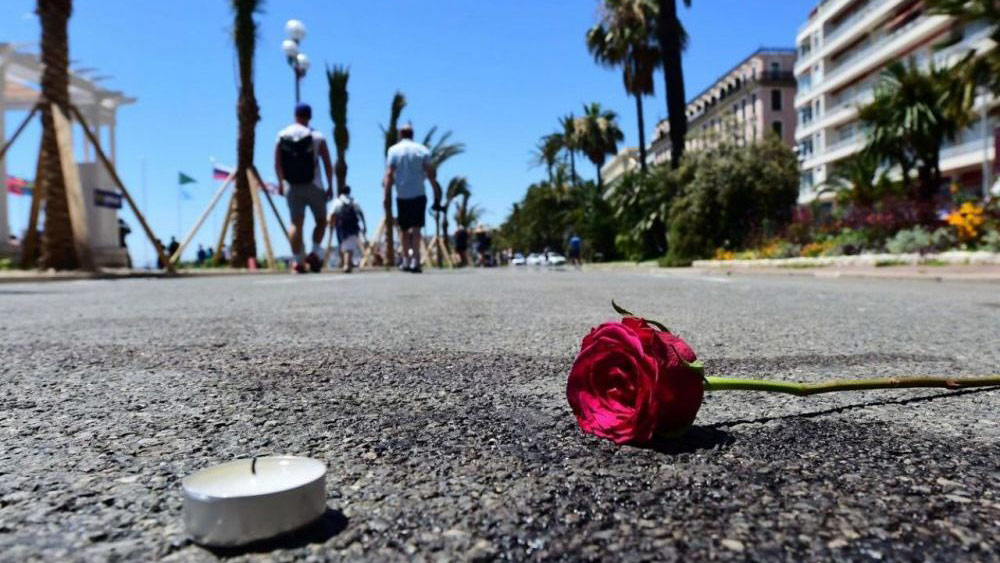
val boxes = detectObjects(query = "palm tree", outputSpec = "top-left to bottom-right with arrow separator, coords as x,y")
817,151 -> 891,208
587,0 -> 660,173
381,92 -> 407,155
422,127 -> 466,170
455,193 -> 484,230
559,114 -> 581,186
326,65 -> 350,194
380,92 -> 406,266
36,0 -> 76,269
655,0 -> 690,168
441,176 -> 470,250
531,133 -> 564,183
859,62 -> 969,206
927,0 -> 1000,96
576,103 -> 625,188
229,0 -> 262,267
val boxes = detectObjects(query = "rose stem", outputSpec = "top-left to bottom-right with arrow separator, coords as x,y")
704,375 -> 1000,396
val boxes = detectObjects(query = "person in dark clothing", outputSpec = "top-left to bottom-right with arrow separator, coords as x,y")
454,225 -> 469,267
167,237 -> 180,262
568,233 -> 582,269
475,225 -> 491,267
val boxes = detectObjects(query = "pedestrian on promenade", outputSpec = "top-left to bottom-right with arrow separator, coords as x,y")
568,232 -> 582,269
167,236 -> 180,262
330,186 -> 366,274
454,224 -> 469,267
275,103 -> 334,274
383,123 -> 443,273
474,225 -> 491,267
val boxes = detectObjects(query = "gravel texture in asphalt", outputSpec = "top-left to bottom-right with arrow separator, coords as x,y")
1,268 -> 998,562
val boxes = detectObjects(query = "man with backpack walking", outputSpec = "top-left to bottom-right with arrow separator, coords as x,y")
330,186 -> 366,273
275,103 -> 334,273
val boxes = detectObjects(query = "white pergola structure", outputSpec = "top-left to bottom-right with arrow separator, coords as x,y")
0,42 -> 135,256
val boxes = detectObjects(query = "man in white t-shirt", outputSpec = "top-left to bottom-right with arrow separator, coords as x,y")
275,103 -> 334,273
330,186 -> 366,273
383,123 -> 443,273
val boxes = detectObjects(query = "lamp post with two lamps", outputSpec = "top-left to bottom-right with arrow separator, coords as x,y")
281,19 -> 310,103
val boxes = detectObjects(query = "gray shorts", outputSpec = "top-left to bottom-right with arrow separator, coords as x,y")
286,183 -> 326,223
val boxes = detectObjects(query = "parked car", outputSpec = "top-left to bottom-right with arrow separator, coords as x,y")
545,252 -> 567,266
525,253 -> 544,266
511,253 -> 526,266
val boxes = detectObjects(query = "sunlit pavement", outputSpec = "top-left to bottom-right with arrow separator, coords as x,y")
1,269 -> 997,561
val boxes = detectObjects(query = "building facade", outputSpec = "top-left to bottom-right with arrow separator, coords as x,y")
794,0 -> 997,203
648,47 -> 799,166
601,147 -> 640,186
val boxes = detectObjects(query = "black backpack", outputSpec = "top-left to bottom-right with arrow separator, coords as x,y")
279,134 -> 315,184
337,201 -> 361,236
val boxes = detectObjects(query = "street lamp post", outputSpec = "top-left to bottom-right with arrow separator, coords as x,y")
282,19 -> 309,103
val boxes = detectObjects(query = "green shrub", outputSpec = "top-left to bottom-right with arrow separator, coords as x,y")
665,136 -> 799,265
885,227 -> 933,254
0,258 -> 11,271
981,229 -> 1000,252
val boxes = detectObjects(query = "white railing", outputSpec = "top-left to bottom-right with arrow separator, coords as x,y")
824,16 -> 923,85
941,135 -> 995,161
823,0 -> 892,47
825,134 -> 863,154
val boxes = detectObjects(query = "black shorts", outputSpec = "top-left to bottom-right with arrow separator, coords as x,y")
396,195 -> 426,231
569,248 -> 581,259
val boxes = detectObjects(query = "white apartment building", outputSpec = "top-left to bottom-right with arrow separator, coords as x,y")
794,0 -> 997,204
601,147 -> 640,186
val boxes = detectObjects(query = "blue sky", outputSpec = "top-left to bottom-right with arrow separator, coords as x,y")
1,0 -> 815,265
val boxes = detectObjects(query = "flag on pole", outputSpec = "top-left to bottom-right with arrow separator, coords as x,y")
179,172 -> 197,185
212,164 -> 233,180
6,176 -> 33,196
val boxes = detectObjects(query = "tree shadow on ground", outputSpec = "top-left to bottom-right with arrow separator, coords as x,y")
706,386 -> 999,429
202,508 -> 348,558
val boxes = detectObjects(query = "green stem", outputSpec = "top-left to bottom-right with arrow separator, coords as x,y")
704,375 -> 1000,397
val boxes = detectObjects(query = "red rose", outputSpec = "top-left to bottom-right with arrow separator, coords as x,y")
566,317 -> 704,445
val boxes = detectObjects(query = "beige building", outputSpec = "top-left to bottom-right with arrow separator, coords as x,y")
794,0 -> 997,203
648,47 -> 799,165
600,147 -> 640,186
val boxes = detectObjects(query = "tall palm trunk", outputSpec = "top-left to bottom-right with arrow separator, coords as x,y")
595,162 -> 603,189
327,66 -> 350,194
382,92 -> 406,267
657,0 -> 688,169
569,150 -> 577,187
442,204 -> 451,251
231,0 -> 260,267
37,0 -> 77,269
634,93 -> 648,173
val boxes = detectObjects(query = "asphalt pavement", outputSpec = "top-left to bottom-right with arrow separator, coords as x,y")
1,267 -> 998,562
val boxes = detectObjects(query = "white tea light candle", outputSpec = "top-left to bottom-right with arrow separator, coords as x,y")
182,456 -> 327,547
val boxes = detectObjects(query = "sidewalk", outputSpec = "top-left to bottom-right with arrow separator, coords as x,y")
0,267 -> 286,284
687,263 -> 1000,282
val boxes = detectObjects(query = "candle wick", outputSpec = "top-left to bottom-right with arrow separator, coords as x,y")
251,457 -> 257,475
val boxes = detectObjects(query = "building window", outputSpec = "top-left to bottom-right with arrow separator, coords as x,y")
751,94 -> 757,114
772,120 -> 783,137
771,61 -> 781,73
800,169 -> 814,195
741,99 -> 747,117
771,89 -> 782,111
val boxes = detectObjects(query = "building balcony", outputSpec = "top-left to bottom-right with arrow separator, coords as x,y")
809,15 -> 950,100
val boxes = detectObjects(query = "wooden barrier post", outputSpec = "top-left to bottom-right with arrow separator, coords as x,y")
170,171 -> 235,264
70,105 -> 173,272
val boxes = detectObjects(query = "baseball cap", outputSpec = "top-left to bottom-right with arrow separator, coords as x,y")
294,103 -> 312,118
